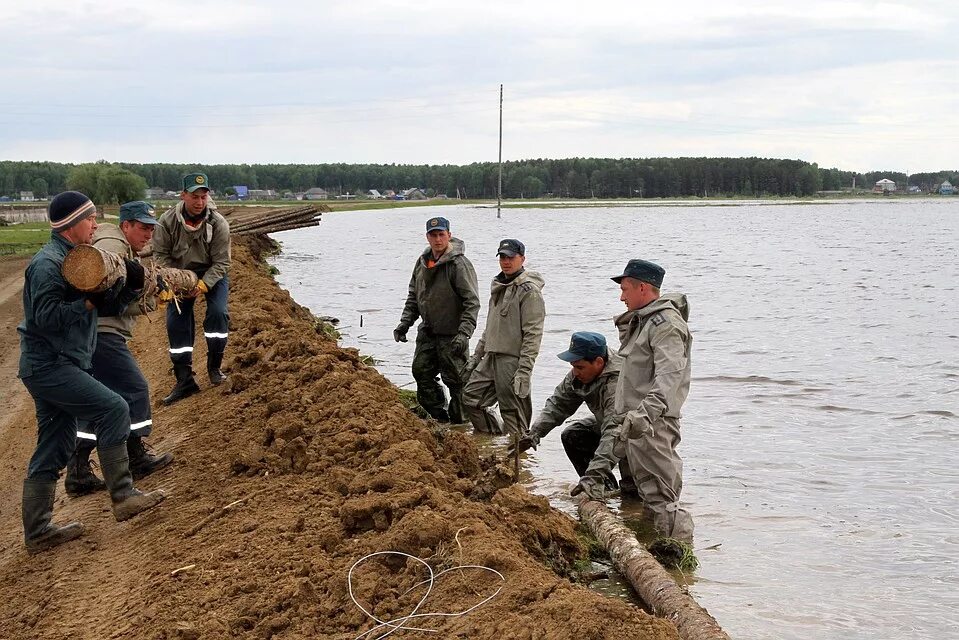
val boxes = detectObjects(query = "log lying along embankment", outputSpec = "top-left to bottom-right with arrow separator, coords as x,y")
0,232 -> 722,639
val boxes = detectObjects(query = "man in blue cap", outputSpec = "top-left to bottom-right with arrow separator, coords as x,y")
65,201 -> 174,496
394,217 -> 480,423
610,258 -> 694,542
153,172 -> 232,404
511,331 -> 624,499
17,191 -> 166,553
463,239 -> 546,435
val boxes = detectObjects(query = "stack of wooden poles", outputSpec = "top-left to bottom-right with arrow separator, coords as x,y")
223,204 -> 326,236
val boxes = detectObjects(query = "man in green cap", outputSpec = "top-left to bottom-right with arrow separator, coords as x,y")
610,258 -> 694,542
153,172 -> 232,404
394,217 -> 480,423
65,201 -> 174,496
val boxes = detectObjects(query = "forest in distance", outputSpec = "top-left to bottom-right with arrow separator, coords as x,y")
2,157 -> 956,201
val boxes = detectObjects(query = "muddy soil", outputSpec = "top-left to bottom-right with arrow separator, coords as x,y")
0,239 -> 679,640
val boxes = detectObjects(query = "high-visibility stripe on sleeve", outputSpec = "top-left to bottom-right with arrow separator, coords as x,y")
169,346 -> 194,354
77,431 -> 97,440
204,332 -> 229,339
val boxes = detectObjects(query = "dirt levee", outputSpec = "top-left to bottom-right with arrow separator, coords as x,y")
0,238 -> 678,639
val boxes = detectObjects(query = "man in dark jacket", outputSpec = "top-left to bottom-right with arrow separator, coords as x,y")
394,217 -> 480,423
152,172 -> 232,404
17,191 -> 166,554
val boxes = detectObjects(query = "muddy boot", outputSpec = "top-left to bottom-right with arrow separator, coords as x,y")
98,442 -> 166,522
466,406 -> 504,434
162,364 -> 200,405
127,435 -> 173,480
64,442 -> 106,497
22,479 -> 84,554
207,351 -> 227,386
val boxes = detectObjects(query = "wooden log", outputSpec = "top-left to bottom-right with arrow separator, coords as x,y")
579,500 -> 730,640
62,244 -> 126,292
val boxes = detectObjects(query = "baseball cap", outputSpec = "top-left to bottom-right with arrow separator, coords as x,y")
426,217 -> 450,232
611,258 -> 666,288
182,172 -> 210,193
118,201 -> 159,225
557,331 -> 608,362
496,238 -> 525,257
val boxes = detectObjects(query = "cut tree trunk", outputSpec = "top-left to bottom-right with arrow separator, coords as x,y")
579,499 -> 730,640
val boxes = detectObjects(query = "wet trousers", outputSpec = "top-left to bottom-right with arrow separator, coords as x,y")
560,416 -> 622,492
624,415 -> 694,542
462,352 -> 531,436
167,275 -> 229,367
412,328 -> 467,423
77,333 -> 151,443
21,362 -> 130,482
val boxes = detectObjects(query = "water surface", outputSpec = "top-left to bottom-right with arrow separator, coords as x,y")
272,200 -> 959,639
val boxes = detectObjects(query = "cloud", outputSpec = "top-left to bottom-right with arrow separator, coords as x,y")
0,1 -> 956,170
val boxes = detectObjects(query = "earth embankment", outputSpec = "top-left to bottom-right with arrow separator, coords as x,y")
0,238 -> 679,640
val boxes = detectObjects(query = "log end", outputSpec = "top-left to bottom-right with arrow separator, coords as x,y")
62,244 -> 109,292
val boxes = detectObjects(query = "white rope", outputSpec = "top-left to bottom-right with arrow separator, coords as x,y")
348,551 -> 505,640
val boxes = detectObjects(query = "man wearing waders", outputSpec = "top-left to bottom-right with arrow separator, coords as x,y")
153,172 -> 231,405
510,331 -> 625,499
394,217 -> 480,423
463,239 -> 545,435
610,259 -> 694,542
17,191 -> 166,554
65,201 -> 174,496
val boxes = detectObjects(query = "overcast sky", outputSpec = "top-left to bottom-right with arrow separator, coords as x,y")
1,1 -> 956,172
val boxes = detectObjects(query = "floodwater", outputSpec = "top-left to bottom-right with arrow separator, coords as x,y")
271,200 -> 959,639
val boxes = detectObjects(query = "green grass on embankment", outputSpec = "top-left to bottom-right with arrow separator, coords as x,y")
0,222 -> 50,256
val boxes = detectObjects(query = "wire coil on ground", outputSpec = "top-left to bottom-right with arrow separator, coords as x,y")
348,550 -> 505,639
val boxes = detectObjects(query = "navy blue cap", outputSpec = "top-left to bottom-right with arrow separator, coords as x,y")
496,238 -> 525,257
118,201 -> 159,225
426,216 -> 450,232
558,331 -> 608,362
611,259 -> 666,288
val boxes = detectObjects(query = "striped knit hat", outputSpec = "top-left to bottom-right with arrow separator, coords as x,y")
48,191 -> 96,231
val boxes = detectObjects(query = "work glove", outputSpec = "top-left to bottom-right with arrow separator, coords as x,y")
507,430 -> 540,456
450,333 -> 469,355
122,258 -> 145,291
512,371 -> 531,398
393,323 -> 409,343
197,279 -> 209,294
570,477 -> 605,500
462,353 -> 481,380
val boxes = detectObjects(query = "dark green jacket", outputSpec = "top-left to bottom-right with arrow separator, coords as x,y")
18,233 -> 100,376
153,202 -> 231,289
399,238 -> 480,337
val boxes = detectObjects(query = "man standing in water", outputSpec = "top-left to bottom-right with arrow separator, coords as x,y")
394,217 -> 480,423
463,239 -> 545,435
153,172 -> 232,405
611,259 -> 694,542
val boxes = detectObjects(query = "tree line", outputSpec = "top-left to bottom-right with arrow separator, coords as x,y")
1,158 -> 956,202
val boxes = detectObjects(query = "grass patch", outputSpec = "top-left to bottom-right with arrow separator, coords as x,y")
0,222 -> 49,256
397,388 -> 428,419
648,537 -> 699,573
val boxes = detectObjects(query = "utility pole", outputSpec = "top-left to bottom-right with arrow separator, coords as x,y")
497,84 -> 503,219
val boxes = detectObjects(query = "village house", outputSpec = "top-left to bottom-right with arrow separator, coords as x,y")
873,178 -> 896,193
940,180 -> 954,195
19,191 -> 35,202
303,188 -> 329,200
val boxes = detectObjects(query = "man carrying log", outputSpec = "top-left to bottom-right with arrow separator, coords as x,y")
463,239 -> 545,435
510,331 -> 625,499
65,201 -> 174,496
153,172 -> 232,405
610,259 -> 694,542
393,217 -> 480,423
17,191 -> 166,554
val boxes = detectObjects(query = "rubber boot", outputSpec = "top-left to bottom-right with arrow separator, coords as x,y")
465,405 -> 504,434
98,442 -> 166,522
127,435 -> 173,480
64,441 -> 106,497
162,364 -> 200,405
22,479 -> 84,554
207,351 -> 227,386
